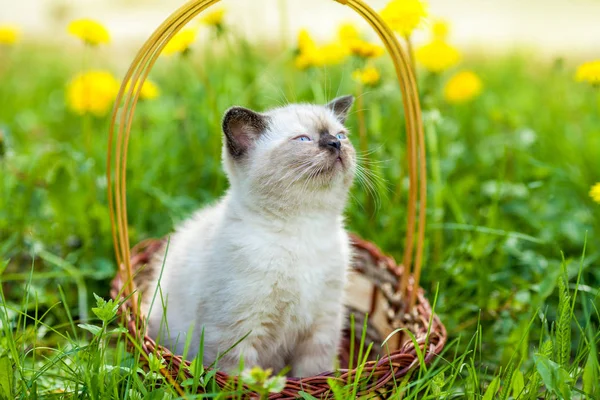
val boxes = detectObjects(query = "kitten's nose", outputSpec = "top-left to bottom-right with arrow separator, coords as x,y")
319,133 -> 341,153
327,139 -> 341,151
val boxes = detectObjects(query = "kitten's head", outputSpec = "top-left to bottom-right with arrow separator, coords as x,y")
221,96 -> 356,212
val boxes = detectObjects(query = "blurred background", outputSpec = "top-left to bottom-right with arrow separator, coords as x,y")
3,0 -> 600,56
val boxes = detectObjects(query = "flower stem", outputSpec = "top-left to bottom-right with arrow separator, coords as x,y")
81,43 -> 92,157
83,112 -> 92,157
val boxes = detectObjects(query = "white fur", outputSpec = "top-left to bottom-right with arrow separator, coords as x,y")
142,99 -> 355,376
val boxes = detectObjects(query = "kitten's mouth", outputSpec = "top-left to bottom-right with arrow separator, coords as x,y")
336,156 -> 343,165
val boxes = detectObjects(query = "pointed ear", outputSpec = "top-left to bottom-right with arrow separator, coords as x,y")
326,95 -> 354,124
222,107 -> 268,158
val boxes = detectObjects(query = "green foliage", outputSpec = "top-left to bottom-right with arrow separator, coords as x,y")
0,356 -> 14,400
526,340 -> 553,400
582,348 -> 599,397
482,376 -> 500,400
511,370 -> 525,399
91,293 -> 118,323
240,366 -> 286,398
555,263 -> 572,368
534,354 -> 573,399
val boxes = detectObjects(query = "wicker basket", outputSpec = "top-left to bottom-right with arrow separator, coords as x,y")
107,0 -> 445,398
110,235 -> 446,398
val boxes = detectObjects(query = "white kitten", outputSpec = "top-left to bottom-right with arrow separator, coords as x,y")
141,96 -> 356,377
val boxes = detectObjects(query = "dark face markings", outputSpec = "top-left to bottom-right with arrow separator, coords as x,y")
318,132 -> 341,153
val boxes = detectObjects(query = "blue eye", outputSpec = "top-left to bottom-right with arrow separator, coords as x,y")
336,133 -> 347,140
294,135 -> 312,142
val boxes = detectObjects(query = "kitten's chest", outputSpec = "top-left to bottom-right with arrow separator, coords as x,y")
236,221 -> 349,314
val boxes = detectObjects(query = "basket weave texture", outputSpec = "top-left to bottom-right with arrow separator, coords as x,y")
110,234 -> 446,398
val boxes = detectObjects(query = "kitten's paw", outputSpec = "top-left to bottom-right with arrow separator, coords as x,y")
219,345 -> 260,374
290,356 -> 335,377
290,321 -> 342,377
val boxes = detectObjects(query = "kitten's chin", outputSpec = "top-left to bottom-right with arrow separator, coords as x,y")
314,157 -> 355,187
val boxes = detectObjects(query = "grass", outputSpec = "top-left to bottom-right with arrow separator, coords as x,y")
1,22 -> 599,399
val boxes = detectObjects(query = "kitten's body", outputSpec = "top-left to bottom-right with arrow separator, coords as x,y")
142,97 -> 356,377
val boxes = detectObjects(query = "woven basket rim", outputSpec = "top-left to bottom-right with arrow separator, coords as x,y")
110,233 -> 447,398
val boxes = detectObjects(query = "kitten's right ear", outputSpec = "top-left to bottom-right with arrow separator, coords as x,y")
222,107 -> 268,159
326,95 -> 354,124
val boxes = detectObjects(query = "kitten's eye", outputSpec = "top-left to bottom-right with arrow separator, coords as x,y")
336,133 -> 347,140
294,135 -> 312,142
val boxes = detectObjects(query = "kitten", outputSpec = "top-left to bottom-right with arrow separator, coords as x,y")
141,96 -> 356,377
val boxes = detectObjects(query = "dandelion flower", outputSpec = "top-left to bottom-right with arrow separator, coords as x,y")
295,29 -> 348,69
295,51 -> 318,70
66,70 -> 120,116
416,40 -> 460,73
350,40 -> 384,59
125,79 -> 160,101
432,19 -> 450,40
162,28 -> 197,56
295,46 -> 347,69
295,29 -> 320,69
380,0 -> 428,37
353,65 -> 381,86
67,19 -> 110,46
336,23 -> 384,60
318,43 -> 349,66
139,80 -> 160,100
338,23 -> 360,43
200,8 -> 225,28
298,29 -> 317,53
0,25 -> 20,45
444,71 -> 483,104
575,60 -> 600,85
590,183 -> 600,203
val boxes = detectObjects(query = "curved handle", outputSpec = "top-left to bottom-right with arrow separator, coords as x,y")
107,0 -> 427,315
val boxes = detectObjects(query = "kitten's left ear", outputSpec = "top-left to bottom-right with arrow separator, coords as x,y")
326,95 -> 355,124
222,106 -> 268,159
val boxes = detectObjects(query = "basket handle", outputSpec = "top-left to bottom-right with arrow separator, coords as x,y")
107,0 -> 427,315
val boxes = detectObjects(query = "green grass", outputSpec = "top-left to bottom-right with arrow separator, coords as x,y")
1,28 -> 599,399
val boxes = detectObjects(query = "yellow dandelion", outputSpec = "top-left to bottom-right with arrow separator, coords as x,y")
380,0 -> 428,37
125,79 -> 160,101
66,70 -> 120,116
318,43 -> 349,66
295,46 -> 347,69
162,28 -> 197,56
67,19 -> 110,46
139,80 -> 160,100
416,40 -> 461,73
297,29 -> 317,53
295,29 -> 348,69
353,65 -> 381,86
295,29 -> 319,69
0,25 -> 20,45
575,60 -> 600,85
200,8 -> 225,27
349,40 -> 384,59
590,183 -> 600,203
295,52 -> 315,70
336,23 -> 384,59
444,71 -> 483,104
338,23 -> 360,43
432,19 -> 450,40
